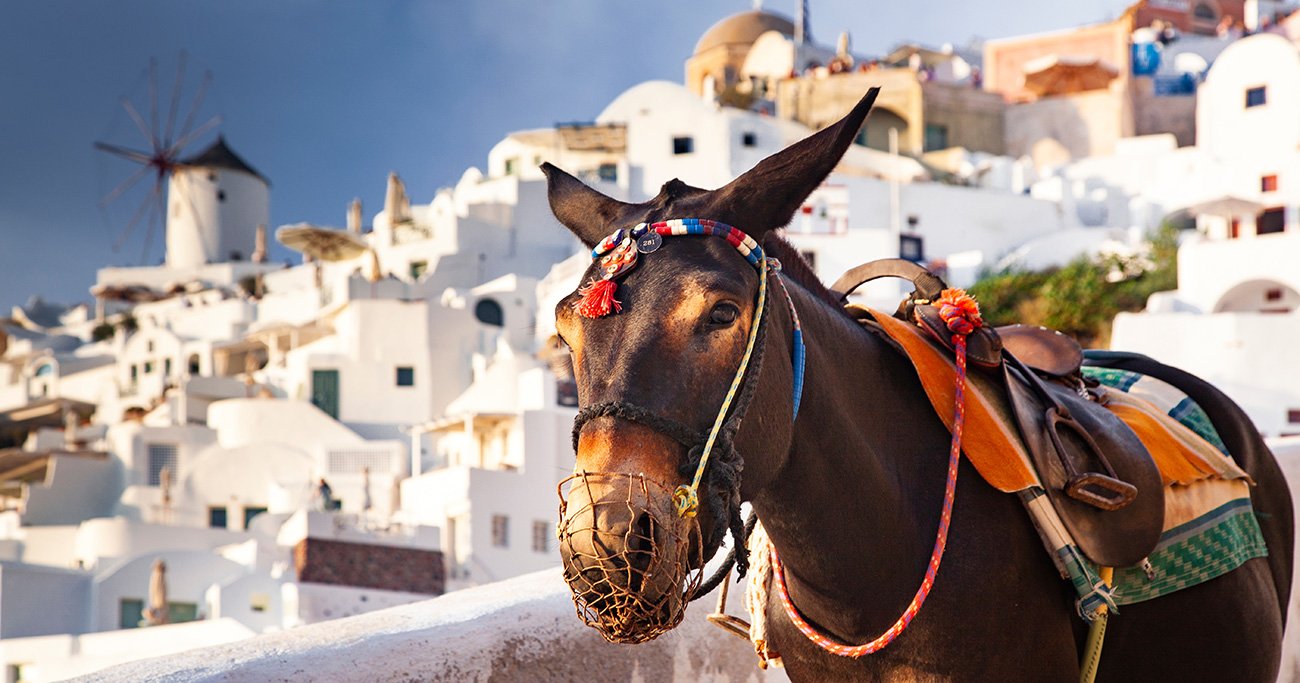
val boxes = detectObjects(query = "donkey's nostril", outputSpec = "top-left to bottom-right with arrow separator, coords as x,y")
625,512 -> 657,591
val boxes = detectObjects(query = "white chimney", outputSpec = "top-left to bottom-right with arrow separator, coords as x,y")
348,198 -> 363,234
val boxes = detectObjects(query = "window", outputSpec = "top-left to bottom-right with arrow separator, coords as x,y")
120,598 -> 198,628
396,366 -> 415,387
1262,175 -> 1278,192
327,449 -> 392,474
164,358 -> 172,376
1288,409 -> 1300,424
243,506 -> 268,529
147,443 -> 178,486
167,602 -> 199,623
924,124 -> 949,152
188,354 -> 201,375
120,598 -> 145,629
900,234 -> 925,263
597,163 -> 618,182
741,132 -> 757,147
672,136 -> 694,155
1257,207 -> 1285,235
474,299 -> 504,327
532,520 -> 551,553
144,361 -> 154,374
1267,288 -> 1284,302
209,506 -> 228,529
34,363 -> 53,377
130,365 -> 139,383
217,190 -> 227,202
1246,86 -> 1267,108
491,514 -> 509,548
409,260 -> 428,280
147,340 -> 154,352
311,369 -> 340,419
250,592 -> 271,613
504,157 -> 517,176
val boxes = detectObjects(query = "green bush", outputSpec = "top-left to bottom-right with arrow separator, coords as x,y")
91,322 -> 116,342
967,268 -> 1053,327
968,224 -> 1181,348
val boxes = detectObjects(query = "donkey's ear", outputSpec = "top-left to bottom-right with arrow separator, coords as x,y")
706,87 -> 880,237
541,162 -> 632,247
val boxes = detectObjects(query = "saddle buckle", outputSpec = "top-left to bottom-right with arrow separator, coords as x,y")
1045,406 -> 1138,511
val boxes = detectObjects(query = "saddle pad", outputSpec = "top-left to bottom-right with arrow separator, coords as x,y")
1110,482 -> 1266,605
1083,366 -> 1232,455
1094,389 -> 1250,486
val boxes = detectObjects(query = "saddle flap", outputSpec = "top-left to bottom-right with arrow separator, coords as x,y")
997,325 -> 1083,378
1004,363 -> 1165,567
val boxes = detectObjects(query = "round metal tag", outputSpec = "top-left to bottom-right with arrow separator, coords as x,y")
636,231 -> 663,254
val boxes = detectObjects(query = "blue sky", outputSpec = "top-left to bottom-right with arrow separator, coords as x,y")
0,0 -> 1133,314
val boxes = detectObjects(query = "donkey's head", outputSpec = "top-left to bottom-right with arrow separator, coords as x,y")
548,88 -> 878,642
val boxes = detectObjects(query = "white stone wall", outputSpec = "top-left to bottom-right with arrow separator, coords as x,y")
0,561 -> 90,638
1,617 -> 255,683
1198,34 -> 1300,163
76,569 -> 788,683
1174,230 -> 1300,313
1110,310 -> 1300,437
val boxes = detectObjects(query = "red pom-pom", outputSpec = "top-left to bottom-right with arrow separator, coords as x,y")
576,278 -> 621,318
937,288 -> 983,335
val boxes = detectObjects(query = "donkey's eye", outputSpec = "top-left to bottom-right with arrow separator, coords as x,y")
709,303 -> 740,326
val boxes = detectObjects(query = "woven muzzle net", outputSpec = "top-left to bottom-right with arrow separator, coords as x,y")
557,472 -> 704,643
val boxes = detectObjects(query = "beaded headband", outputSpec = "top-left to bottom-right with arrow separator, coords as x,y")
576,219 -> 765,318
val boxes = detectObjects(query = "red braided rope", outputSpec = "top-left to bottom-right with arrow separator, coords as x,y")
769,289 -> 979,657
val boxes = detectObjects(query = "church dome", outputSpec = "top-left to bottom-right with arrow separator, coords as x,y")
694,10 -> 795,55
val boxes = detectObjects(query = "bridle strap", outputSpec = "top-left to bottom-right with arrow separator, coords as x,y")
571,400 -> 702,453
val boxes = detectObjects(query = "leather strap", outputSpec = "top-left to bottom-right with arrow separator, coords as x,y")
830,258 -> 947,303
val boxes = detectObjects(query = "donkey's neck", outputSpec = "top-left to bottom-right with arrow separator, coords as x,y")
743,282 -> 955,642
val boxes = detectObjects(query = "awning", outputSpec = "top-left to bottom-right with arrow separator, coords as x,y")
0,398 -> 95,429
276,223 -> 368,262
1023,55 -> 1119,97
0,448 -> 108,496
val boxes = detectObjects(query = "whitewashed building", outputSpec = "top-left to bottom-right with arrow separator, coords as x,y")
1054,33 -> 1300,437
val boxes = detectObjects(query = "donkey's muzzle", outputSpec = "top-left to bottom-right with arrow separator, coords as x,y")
557,471 -> 704,643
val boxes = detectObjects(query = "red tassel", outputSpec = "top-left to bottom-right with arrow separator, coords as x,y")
576,278 -> 621,318
937,288 -> 983,335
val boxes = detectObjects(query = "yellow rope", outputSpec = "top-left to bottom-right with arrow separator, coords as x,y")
1079,566 -> 1114,683
673,260 -> 770,518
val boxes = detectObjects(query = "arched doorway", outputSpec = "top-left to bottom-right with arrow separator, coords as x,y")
1213,279 -> 1299,313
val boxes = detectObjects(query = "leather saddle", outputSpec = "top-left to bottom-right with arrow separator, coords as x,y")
831,259 -> 1164,567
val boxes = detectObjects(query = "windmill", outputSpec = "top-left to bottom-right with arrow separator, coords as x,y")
95,53 -> 222,264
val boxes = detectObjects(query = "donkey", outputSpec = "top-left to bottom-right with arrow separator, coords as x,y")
545,89 -> 1292,681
